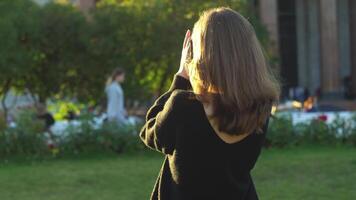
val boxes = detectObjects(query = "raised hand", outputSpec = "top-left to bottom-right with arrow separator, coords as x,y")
176,29 -> 192,79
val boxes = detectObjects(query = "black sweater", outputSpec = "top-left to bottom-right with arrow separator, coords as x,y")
140,75 -> 270,200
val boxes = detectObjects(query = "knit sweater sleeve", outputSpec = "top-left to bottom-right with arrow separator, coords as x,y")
139,75 -> 192,154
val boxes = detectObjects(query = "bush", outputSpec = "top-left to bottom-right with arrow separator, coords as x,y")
0,110 -> 49,157
346,114 -> 356,146
347,131 -> 356,146
0,108 -> 144,159
59,118 -> 143,155
59,119 -> 100,154
266,113 -> 356,147
266,114 -> 297,147
300,119 -> 336,145
3,108 -> 356,159
329,114 -> 353,144
95,122 -> 144,153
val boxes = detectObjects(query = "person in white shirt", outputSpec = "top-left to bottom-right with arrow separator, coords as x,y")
105,68 -> 129,125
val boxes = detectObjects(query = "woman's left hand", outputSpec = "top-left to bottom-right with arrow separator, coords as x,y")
176,30 -> 191,79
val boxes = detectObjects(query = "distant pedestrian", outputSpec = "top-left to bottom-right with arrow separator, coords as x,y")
105,67 -> 129,125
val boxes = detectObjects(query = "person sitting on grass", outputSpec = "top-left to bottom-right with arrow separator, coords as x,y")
36,103 -> 56,142
140,7 -> 280,200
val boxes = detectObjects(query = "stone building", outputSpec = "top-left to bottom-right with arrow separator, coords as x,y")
258,0 -> 356,100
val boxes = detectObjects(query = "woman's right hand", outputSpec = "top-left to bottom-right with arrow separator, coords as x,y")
176,30 -> 192,80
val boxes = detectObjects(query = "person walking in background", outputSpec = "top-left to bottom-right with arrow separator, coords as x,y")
140,7 -> 280,200
105,67 -> 129,126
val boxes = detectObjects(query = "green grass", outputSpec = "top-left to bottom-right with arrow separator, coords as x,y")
0,146 -> 355,200
254,147 -> 356,200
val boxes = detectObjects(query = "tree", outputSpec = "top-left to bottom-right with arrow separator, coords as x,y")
90,0 -> 267,104
23,3 -> 88,103
0,0 -> 40,119
0,0 -> 271,113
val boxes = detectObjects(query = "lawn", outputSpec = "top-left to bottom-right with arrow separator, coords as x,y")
0,146 -> 355,200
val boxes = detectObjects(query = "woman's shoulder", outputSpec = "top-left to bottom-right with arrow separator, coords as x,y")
167,90 -> 204,123
106,82 -> 116,89
166,90 -> 201,112
107,82 -> 122,91
170,89 -> 199,103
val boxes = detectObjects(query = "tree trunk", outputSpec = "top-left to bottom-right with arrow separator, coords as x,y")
0,79 -> 12,121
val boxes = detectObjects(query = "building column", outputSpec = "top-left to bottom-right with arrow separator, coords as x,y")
259,0 -> 279,54
338,0 -> 351,78
319,0 -> 341,99
350,0 -> 356,97
296,0 -> 321,96
296,0 -> 308,88
307,0 -> 321,95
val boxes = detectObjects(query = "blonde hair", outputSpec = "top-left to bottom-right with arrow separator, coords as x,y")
188,7 -> 280,135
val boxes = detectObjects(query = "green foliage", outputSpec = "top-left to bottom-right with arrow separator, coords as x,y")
95,122 -> 144,153
48,100 -> 83,120
0,0 -> 271,106
0,114 -> 6,131
266,114 -> 297,147
0,0 -> 39,76
329,114 -> 354,144
0,0 -> 40,119
92,0 -> 268,102
15,109 -> 45,133
347,131 -> 356,146
300,120 -> 336,145
60,119 -> 100,154
347,114 -> 356,146
60,120 -> 143,154
266,113 -> 356,147
0,111 -> 143,157
2,110 -> 356,158
0,110 -> 48,157
24,2 -> 88,102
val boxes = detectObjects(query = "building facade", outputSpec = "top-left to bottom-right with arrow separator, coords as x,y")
258,0 -> 356,100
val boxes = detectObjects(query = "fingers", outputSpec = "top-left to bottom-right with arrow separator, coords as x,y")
186,39 -> 191,56
183,29 -> 191,48
187,39 -> 191,49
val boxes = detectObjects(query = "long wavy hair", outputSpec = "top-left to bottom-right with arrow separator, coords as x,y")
188,7 -> 280,135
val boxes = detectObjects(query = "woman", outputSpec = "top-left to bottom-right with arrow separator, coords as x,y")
140,7 -> 280,200
105,68 -> 128,125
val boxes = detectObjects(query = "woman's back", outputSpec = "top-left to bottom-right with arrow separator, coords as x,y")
140,76 -> 270,200
171,94 -> 269,199
140,7 -> 279,200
